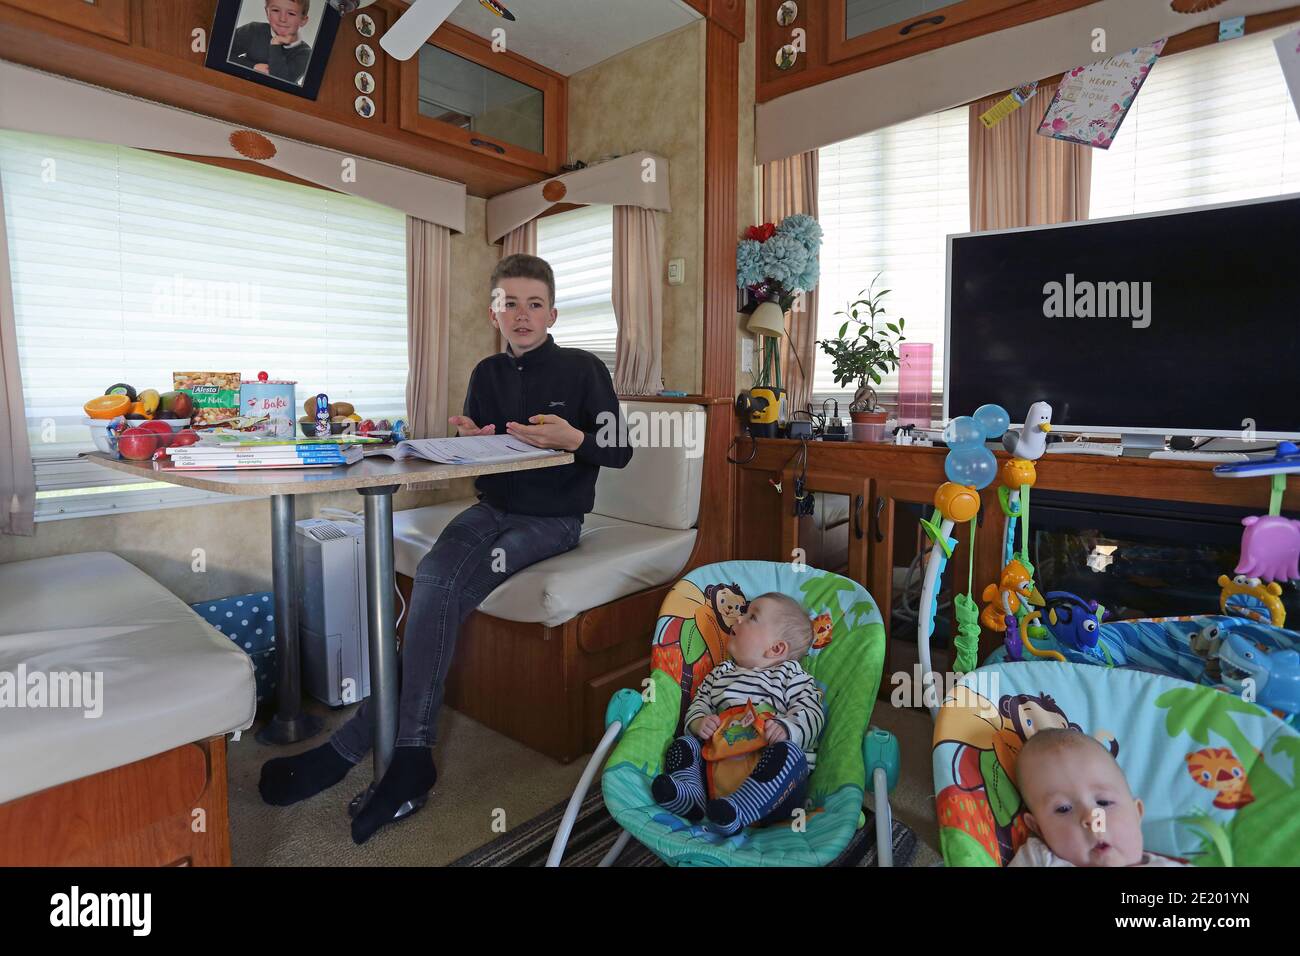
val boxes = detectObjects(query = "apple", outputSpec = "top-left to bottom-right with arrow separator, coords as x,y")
118,427 -> 158,461
172,429 -> 200,447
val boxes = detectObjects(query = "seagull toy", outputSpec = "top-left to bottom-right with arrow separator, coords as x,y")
1002,401 -> 1054,460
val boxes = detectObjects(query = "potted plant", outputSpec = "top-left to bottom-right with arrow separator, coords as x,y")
817,275 -> 905,438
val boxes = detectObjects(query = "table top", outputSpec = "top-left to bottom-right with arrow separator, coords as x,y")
84,450 -> 574,497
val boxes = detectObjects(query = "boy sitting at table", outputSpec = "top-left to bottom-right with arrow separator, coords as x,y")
258,254 -> 633,844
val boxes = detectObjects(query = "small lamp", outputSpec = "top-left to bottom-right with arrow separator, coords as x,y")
746,300 -> 786,338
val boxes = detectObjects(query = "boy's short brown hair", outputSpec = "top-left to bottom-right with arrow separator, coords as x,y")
491,254 -> 556,307
271,0 -> 310,13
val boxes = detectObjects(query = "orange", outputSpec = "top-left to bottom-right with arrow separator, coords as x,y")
84,394 -> 132,419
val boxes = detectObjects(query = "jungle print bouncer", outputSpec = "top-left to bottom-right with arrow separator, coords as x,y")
547,561 -> 896,867
933,661 -> 1300,867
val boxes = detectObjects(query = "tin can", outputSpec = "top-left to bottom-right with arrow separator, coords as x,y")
239,372 -> 297,438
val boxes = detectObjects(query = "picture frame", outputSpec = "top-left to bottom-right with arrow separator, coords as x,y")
205,0 -> 341,101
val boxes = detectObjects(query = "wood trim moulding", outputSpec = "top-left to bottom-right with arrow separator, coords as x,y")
685,0 -> 748,40
696,19 -> 742,566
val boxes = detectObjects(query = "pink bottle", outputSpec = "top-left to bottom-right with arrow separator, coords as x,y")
897,343 -> 933,430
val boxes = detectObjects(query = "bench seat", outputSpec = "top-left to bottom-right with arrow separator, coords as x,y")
0,552 -> 256,805
393,501 -> 697,628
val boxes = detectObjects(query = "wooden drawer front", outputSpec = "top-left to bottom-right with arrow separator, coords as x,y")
0,0 -> 129,42
584,656 -> 651,751
578,584 -> 671,655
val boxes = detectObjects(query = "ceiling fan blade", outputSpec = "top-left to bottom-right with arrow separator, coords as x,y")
380,0 -> 462,61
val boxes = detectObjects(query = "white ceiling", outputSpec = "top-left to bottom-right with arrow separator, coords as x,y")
444,0 -> 702,75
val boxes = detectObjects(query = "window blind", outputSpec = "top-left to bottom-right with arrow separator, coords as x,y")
1090,26 -> 1300,217
536,203 -> 616,373
0,130 -> 408,507
815,108 -> 969,409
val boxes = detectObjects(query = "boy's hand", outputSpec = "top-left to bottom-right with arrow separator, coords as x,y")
763,721 -> 788,743
505,414 -> 583,452
691,715 -> 721,740
448,415 -> 496,437
253,63 -> 271,73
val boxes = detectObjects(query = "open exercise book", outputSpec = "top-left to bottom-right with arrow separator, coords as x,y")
368,435 -> 564,466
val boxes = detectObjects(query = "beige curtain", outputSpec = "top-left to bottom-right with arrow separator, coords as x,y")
1,174 -> 34,536
969,81 -> 1092,231
611,205 -> 663,395
406,217 -> 451,442
498,222 -> 537,352
763,151 -> 819,417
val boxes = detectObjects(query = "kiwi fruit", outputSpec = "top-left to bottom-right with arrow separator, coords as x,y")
106,383 -> 137,402
332,401 -> 355,417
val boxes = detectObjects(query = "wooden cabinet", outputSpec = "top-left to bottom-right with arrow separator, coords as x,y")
827,0 -> 1033,63
757,0 -> 1102,103
0,0 -> 128,41
398,22 -> 567,176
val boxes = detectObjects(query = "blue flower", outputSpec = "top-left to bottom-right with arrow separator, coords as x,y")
792,257 -> 820,293
736,239 -> 765,288
759,234 -> 809,286
777,213 -> 823,254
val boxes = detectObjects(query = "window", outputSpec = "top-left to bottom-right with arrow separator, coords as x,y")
1090,26 -> 1300,218
815,108 -> 968,412
0,131 -> 408,519
536,204 -> 617,373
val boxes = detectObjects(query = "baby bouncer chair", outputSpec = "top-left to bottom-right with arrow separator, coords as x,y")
547,560 -> 900,866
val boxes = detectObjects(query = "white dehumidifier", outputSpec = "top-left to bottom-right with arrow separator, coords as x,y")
295,515 -> 372,707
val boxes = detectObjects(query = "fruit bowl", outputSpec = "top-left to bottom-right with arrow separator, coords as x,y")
83,417 -> 124,454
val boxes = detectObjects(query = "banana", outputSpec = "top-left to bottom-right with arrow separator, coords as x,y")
138,389 -> 161,415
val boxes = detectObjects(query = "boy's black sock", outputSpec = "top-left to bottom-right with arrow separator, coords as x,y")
258,740 -> 356,806
350,745 -> 437,845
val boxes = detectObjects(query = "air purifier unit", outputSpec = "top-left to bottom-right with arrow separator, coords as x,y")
295,517 -> 372,706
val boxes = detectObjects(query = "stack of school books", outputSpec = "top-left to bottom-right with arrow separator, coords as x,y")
163,440 -> 364,470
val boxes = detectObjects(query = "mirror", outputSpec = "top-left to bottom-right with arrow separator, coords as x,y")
417,44 -> 545,154
845,0 -> 951,40
796,492 -> 852,574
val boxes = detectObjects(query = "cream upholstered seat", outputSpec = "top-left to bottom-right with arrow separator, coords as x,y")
392,401 -> 704,628
0,552 -> 256,804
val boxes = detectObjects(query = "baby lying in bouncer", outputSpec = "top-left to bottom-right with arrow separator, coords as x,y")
652,593 -> 824,835
1011,728 -> 1187,867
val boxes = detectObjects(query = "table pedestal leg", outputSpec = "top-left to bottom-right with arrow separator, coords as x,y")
257,493 -> 322,745
348,485 -> 423,822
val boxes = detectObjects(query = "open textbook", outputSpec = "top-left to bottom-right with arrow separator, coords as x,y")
368,435 -> 565,466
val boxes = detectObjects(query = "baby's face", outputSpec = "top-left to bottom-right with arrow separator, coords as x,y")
1019,743 -> 1145,867
727,598 -> 783,669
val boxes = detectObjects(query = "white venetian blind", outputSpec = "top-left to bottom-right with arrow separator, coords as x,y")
1090,26 -> 1300,217
815,107 -> 969,408
536,203 -> 616,372
0,130 -> 407,506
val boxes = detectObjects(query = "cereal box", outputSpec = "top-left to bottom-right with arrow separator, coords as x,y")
174,372 -> 241,428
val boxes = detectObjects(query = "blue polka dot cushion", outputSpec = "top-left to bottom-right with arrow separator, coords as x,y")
191,592 -> 277,704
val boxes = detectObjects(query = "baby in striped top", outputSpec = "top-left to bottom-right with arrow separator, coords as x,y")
652,593 -> 824,835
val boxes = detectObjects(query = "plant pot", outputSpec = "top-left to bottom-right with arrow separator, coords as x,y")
850,409 -> 888,443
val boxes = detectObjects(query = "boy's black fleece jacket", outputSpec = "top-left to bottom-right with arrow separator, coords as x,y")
463,335 -> 632,518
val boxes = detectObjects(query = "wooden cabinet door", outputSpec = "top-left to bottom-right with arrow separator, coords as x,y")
397,22 -> 566,175
827,0 -> 1035,63
779,469 -> 871,588
0,0 -> 129,41
870,475 -> 990,699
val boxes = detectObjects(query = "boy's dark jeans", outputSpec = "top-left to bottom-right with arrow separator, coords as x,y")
330,501 -> 582,762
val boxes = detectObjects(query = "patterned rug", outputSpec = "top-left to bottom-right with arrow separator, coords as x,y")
452,788 -> 919,867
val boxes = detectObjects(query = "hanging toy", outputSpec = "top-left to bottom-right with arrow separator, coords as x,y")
1001,401 -> 1053,461
1213,442 -> 1297,627
980,559 -> 1041,632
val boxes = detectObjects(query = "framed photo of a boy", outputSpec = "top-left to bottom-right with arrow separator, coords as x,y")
206,0 -> 341,101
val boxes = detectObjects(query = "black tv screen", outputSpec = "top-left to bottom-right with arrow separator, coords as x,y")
945,194 -> 1300,439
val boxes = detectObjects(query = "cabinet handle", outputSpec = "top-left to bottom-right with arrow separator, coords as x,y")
854,494 -> 864,540
470,138 -> 506,154
873,496 -> 886,543
899,15 -> 945,35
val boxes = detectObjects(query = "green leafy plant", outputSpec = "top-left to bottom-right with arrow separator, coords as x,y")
817,275 -> 906,412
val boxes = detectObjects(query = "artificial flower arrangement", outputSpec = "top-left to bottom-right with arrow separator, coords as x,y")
736,213 -> 823,313
736,214 -> 823,394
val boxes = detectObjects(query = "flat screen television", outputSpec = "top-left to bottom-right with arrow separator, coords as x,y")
944,193 -> 1300,443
